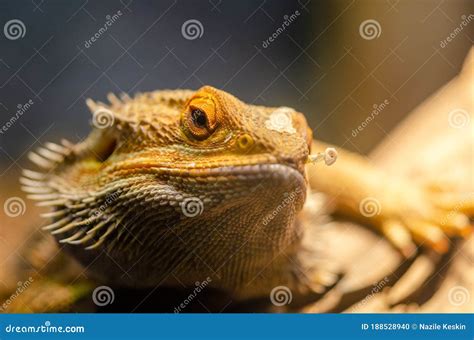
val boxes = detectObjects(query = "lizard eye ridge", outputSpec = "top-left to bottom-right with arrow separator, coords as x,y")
181,96 -> 218,140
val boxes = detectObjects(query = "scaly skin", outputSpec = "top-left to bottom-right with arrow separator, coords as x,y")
17,86 -> 472,308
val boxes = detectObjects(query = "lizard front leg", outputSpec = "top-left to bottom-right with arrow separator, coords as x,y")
307,140 -> 473,257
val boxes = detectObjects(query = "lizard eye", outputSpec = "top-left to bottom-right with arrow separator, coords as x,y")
191,109 -> 207,128
182,96 -> 218,140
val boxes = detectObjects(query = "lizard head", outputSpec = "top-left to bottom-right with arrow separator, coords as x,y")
22,86 -> 313,288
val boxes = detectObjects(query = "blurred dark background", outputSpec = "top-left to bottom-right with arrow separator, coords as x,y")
0,0 -> 472,173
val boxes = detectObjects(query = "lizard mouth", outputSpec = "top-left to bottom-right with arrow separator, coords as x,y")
187,163 -> 306,182
107,155 -> 307,182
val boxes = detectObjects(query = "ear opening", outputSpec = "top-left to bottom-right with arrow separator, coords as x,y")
86,129 -> 118,162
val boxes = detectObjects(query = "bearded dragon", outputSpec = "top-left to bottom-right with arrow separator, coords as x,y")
13,86 -> 472,311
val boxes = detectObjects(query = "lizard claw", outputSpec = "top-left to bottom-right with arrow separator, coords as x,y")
374,182 -> 473,257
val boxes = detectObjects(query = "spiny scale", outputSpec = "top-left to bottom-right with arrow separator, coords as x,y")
23,137 -> 157,251
85,222 -> 118,250
21,186 -> 52,194
59,230 -> 86,243
42,216 -> 72,231
22,169 -> 46,180
50,219 -> 83,235
28,193 -> 59,201
36,147 -> 64,162
19,177 -> 44,186
44,142 -> 69,155
40,210 -> 68,218
28,152 -> 53,169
